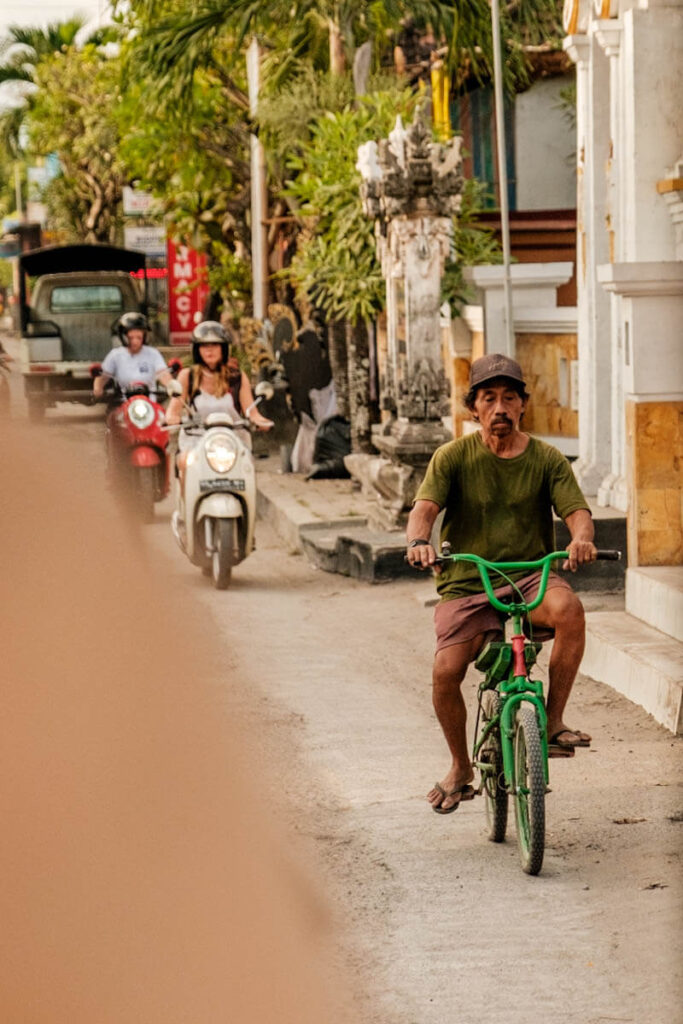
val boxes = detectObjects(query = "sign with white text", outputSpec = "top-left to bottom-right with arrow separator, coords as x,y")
166,239 -> 210,345
124,225 -> 166,258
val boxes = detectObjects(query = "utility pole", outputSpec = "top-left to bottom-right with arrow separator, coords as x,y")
14,164 -> 24,221
490,0 -> 515,356
246,38 -> 269,320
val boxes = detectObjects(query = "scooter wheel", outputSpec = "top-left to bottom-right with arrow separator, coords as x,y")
135,467 -> 156,524
211,519 -> 235,590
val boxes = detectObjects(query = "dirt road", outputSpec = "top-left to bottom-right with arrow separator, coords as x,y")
143,513 -> 682,1024
5,356 -> 682,1024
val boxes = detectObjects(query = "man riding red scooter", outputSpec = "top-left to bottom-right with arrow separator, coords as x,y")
92,313 -> 176,521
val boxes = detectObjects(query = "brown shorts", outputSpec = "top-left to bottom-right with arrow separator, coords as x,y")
434,570 -> 573,653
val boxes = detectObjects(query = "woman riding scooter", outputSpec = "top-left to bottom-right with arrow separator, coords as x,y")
166,319 -> 273,491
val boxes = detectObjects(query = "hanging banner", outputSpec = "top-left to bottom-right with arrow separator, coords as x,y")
166,239 -> 210,345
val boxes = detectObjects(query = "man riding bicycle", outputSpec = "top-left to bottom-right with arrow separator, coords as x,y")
406,354 -> 596,813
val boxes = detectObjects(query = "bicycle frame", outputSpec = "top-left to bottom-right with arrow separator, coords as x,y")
444,551 -> 570,791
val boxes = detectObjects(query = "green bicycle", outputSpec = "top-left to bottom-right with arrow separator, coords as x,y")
436,546 -> 620,876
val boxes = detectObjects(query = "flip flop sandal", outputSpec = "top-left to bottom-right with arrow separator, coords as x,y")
551,729 -> 590,750
432,781 -> 476,814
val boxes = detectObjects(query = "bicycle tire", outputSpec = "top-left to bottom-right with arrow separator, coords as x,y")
513,705 -> 545,875
480,690 -> 508,843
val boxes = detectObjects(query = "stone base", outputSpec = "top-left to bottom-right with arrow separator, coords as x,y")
372,418 -> 450,467
344,453 -> 420,532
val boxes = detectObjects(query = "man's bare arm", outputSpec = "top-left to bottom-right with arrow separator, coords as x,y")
563,508 -> 596,572
406,499 -> 441,571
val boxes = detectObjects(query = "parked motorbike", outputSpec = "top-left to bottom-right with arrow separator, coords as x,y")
170,382 -> 273,589
91,363 -> 172,523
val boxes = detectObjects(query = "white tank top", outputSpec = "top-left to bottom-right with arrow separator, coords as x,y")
192,389 -> 240,423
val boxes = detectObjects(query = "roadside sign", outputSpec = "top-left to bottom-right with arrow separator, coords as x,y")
124,224 -> 167,259
123,186 -> 158,216
167,238 -> 210,345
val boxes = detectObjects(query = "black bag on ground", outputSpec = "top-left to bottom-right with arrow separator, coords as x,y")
306,416 -> 351,479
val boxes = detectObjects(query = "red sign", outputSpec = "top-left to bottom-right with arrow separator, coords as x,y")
166,239 -> 210,345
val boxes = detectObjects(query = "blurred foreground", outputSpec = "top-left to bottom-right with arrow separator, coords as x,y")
0,424 -> 347,1023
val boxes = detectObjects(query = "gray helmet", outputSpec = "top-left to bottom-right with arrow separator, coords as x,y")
117,311 -> 148,346
191,320 -> 230,366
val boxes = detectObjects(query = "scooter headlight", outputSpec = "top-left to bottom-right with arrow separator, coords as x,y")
205,432 -> 237,474
128,398 -> 155,429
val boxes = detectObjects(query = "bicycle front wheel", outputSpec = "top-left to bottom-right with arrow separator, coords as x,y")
513,705 -> 545,875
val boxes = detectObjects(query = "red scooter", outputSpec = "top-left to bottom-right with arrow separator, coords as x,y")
91,361 -> 180,522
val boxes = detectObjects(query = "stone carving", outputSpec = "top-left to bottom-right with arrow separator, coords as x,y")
353,104 -> 463,524
359,105 -> 463,222
398,358 -> 451,421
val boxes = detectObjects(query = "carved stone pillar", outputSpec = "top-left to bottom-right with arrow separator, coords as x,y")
354,106 -> 464,529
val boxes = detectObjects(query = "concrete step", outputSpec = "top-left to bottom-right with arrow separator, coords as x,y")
582,610 -> 683,735
300,524 -> 419,583
626,566 -> 683,642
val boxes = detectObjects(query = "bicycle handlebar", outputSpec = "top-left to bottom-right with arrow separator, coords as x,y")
433,548 -> 621,614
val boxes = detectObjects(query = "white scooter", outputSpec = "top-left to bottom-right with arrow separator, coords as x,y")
170,381 -> 273,589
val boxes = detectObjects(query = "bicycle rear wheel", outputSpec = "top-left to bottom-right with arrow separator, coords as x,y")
513,705 -> 545,875
480,691 -> 508,843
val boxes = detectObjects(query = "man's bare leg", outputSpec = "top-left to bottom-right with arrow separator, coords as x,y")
427,635 -> 485,811
530,586 -> 590,744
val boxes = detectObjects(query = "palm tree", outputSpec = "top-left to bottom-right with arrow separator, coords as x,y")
0,19 -> 87,96
127,0 -> 562,95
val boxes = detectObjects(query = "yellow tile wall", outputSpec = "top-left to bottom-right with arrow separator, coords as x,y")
516,333 -> 578,438
626,400 -> 683,565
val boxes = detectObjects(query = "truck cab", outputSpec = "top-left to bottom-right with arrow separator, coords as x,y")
19,244 -> 148,421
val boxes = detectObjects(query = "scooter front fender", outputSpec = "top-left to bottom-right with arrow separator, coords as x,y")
130,446 -> 161,468
197,492 -> 243,519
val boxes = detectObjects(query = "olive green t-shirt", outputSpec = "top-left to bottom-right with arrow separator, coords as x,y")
414,432 -> 590,600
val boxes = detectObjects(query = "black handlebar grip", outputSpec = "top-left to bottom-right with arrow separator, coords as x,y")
596,549 -> 621,561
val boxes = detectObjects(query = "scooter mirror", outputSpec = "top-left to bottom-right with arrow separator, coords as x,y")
168,359 -> 183,377
89,362 -> 102,379
254,380 -> 275,401
166,380 -> 183,398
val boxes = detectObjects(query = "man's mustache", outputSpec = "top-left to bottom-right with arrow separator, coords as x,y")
492,415 -> 512,424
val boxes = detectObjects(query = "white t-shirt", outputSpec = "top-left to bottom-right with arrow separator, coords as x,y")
101,345 -> 167,391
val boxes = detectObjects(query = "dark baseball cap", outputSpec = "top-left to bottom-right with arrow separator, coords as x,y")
469,353 -> 526,390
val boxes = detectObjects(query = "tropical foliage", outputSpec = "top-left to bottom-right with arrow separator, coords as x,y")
28,46 -> 126,243
1,0 -> 562,305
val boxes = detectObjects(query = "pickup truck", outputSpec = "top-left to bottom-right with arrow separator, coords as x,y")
19,244 -> 149,421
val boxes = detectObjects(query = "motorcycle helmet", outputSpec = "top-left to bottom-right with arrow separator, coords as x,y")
117,311 -> 149,346
191,320 -> 231,366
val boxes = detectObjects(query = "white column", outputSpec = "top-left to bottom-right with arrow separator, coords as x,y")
594,20 -> 627,509
563,33 -> 612,495
462,262 -> 573,353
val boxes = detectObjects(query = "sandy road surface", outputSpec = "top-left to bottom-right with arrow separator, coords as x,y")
4,346 -> 682,1024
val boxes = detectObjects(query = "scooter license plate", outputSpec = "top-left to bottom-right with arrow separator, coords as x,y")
200,479 -> 245,492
